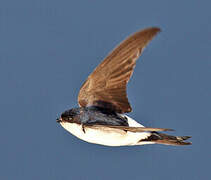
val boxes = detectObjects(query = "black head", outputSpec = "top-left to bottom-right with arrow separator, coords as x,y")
57,108 -> 80,123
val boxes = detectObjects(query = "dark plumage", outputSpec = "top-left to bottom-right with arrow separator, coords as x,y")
60,106 -> 129,126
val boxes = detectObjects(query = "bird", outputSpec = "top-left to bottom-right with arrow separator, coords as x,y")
57,27 -> 191,146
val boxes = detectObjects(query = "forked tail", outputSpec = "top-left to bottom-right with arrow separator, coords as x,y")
141,132 -> 192,146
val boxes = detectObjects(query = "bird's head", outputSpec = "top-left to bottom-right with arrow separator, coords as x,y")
57,108 -> 80,123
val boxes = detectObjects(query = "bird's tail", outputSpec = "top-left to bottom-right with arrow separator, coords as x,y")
141,132 -> 192,146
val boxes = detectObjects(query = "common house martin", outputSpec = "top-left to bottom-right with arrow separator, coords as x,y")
57,27 -> 191,146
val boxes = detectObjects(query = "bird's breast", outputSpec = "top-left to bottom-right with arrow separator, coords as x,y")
60,122 -> 130,146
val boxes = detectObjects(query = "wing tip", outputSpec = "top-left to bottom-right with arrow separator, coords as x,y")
144,26 -> 161,34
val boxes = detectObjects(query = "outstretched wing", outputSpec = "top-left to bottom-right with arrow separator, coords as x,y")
78,27 -> 161,113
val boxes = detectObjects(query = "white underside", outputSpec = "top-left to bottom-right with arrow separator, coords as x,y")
60,115 -> 155,146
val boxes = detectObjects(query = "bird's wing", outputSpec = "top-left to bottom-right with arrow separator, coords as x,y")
85,124 -> 173,132
78,27 -> 161,113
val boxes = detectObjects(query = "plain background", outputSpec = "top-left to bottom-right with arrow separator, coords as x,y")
1,0 -> 210,179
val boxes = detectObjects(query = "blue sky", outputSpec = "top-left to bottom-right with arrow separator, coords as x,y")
1,0 -> 210,179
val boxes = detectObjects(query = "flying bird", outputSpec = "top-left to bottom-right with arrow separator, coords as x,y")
57,27 -> 191,146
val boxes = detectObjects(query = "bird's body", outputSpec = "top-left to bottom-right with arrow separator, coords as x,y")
61,113 -> 153,146
60,107 -> 153,146
57,27 -> 191,146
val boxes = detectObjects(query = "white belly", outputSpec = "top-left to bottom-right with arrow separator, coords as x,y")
60,115 -> 155,146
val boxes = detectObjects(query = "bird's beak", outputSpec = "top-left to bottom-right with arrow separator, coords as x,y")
56,118 -> 62,123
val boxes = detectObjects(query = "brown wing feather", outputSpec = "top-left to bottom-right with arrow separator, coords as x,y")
85,124 -> 174,132
78,27 -> 161,113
